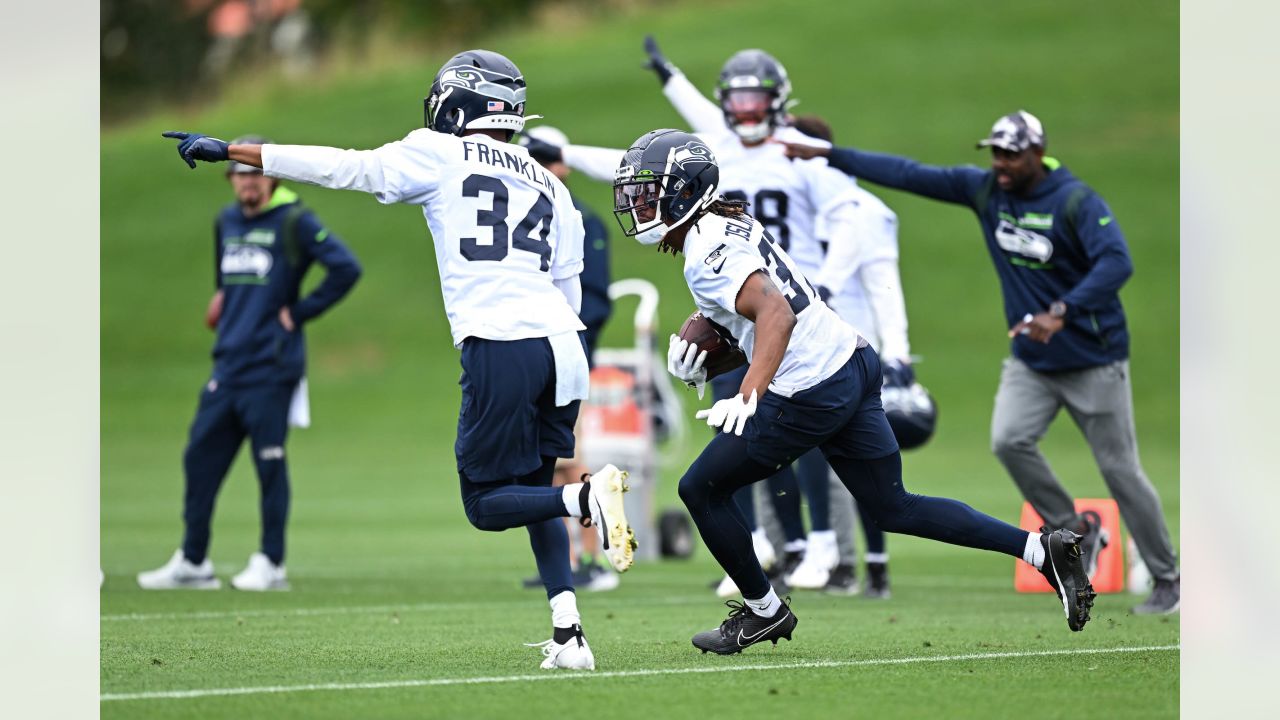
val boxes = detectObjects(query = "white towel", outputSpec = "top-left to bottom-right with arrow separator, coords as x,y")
547,331 -> 590,407
288,377 -> 311,428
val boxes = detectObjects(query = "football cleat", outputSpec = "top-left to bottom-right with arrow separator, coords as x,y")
863,561 -> 892,600
1075,510 -> 1110,580
526,624 -> 595,670
137,549 -> 221,590
576,558 -> 621,592
1039,528 -> 1097,631
785,532 -> 838,589
1132,576 -> 1180,615
231,552 -> 289,591
587,465 -> 636,573
823,564 -> 862,597
692,599 -> 798,655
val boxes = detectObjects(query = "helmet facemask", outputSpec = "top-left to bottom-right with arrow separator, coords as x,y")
714,49 -> 792,144
613,136 -> 719,253
721,89 -> 776,144
613,173 -> 665,243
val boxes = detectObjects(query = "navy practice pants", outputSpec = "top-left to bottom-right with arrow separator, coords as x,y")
680,346 -> 1027,600
182,380 -> 294,566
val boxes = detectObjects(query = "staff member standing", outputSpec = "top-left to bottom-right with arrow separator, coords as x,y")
138,135 -> 362,591
782,110 -> 1179,614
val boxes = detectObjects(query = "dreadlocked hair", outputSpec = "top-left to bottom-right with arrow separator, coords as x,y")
708,196 -> 749,217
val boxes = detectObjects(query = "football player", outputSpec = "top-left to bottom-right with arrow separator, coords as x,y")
536,40 -> 905,596
162,49 -> 636,671
611,128 -> 1095,654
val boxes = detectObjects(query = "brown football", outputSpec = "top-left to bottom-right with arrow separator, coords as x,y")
678,311 -> 747,380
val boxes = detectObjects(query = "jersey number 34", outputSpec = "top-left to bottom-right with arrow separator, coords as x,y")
460,174 -> 553,271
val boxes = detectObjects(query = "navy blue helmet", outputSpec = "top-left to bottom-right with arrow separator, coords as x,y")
713,49 -> 792,143
424,50 -> 528,139
612,129 -> 719,251
881,377 -> 938,451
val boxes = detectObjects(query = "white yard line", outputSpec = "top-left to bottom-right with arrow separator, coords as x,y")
101,644 -> 1179,702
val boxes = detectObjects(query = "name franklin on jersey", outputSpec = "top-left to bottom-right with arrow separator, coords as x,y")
461,140 -> 557,196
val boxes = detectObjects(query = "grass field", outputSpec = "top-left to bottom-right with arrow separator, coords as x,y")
101,0 -> 1179,716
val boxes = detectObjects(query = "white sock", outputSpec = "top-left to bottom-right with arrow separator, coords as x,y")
562,484 -> 585,518
743,588 -> 782,617
865,552 -> 889,564
1023,532 -> 1045,569
550,590 -> 581,628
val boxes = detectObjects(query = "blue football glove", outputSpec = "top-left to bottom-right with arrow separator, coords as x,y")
162,131 -> 229,169
882,359 -> 916,389
642,35 -> 678,85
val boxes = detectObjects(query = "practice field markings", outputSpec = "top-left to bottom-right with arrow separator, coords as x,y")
101,644 -> 1179,702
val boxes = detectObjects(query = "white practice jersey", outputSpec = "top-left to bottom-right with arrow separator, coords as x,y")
262,129 -> 585,347
682,212 -> 859,397
658,73 -> 909,359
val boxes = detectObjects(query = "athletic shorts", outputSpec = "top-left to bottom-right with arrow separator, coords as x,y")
455,336 -> 580,483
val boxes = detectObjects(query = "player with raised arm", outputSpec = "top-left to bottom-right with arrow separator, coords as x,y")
641,37 -> 909,596
611,128 -> 1095,654
523,43 -> 893,597
162,50 -> 636,671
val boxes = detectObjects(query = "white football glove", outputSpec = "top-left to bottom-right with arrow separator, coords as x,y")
667,334 -> 708,399
695,390 -> 758,436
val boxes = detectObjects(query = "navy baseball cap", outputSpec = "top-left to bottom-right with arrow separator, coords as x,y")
226,134 -> 272,174
976,110 -> 1045,152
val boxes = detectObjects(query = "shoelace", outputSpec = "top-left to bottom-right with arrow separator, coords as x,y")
524,639 -> 559,659
717,600 -> 754,638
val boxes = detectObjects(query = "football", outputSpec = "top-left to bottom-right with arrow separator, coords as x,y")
678,311 -> 748,380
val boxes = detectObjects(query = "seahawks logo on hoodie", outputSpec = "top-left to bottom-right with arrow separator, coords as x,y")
221,244 -> 274,278
994,219 -> 1054,263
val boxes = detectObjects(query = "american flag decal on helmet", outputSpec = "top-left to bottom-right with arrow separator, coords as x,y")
487,101 -> 505,111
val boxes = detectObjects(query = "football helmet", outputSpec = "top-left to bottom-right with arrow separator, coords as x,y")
713,49 -> 792,144
881,374 -> 938,451
424,49 -> 528,138
612,129 -> 719,249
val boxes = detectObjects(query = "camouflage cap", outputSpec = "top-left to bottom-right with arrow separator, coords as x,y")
976,110 -> 1045,152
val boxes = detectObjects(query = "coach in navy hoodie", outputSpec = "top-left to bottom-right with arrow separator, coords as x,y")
782,111 -> 1178,615
138,137 -> 362,593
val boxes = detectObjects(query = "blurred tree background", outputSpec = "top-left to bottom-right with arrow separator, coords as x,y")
101,0 -> 641,123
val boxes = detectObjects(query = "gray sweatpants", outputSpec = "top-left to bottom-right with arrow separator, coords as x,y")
990,357 -> 1178,580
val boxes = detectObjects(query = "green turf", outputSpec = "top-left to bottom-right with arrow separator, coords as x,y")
102,0 -> 1179,716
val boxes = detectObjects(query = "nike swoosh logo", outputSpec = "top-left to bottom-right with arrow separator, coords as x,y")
593,498 -> 609,551
712,258 -> 727,274
737,613 -> 788,646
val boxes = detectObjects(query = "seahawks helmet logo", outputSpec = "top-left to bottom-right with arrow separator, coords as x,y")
436,66 -> 526,105
670,141 -> 714,172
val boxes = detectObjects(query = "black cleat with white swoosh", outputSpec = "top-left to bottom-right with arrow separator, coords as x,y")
692,599 -> 798,655
1038,527 -> 1097,632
